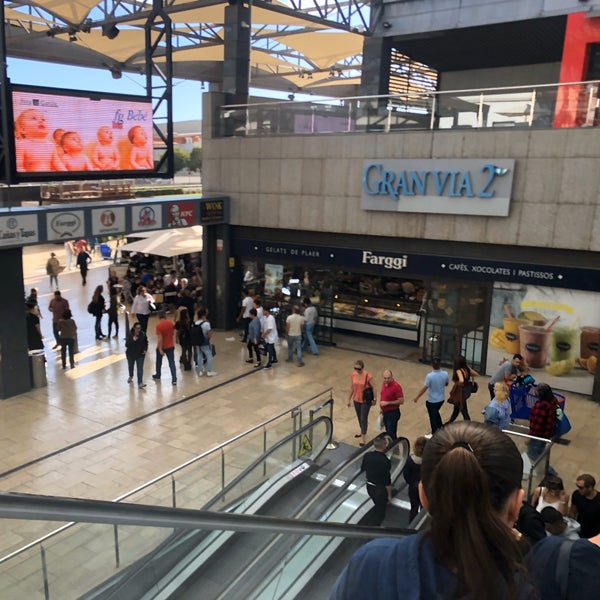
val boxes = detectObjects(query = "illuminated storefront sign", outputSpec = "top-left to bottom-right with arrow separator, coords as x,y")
361,159 -> 515,216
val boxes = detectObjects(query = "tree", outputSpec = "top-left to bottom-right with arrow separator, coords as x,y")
173,147 -> 190,172
189,146 -> 203,173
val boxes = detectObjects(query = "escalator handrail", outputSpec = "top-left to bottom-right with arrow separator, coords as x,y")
203,415 -> 333,511
0,490 -> 416,545
110,386 -> 334,504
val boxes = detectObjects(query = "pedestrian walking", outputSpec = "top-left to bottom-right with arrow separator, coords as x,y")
301,297 -> 319,355
46,252 -> 60,290
412,357 -> 449,434
57,309 -> 77,369
88,285 -> 106,340
152,311 -> 178,385
126,322 -> 148,388
348,359 -> 375,447
76,248 -> 92,286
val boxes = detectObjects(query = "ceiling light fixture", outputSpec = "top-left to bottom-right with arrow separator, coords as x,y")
102,23 -> 120,39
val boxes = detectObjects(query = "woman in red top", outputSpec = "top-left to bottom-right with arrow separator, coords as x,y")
347,359 -> 375,447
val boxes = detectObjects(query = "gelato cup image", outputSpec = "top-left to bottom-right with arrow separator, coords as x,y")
550,327 -> 578,362
503,318 -> 526,355
519,325 -> 551,368
580,326 -> 600,359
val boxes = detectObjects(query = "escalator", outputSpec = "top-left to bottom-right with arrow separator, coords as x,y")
0,418 -> 416,600
143,435 -> 411,599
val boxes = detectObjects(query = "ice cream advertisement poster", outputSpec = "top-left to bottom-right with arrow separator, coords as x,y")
12,89 -> 154,174
487,282 -> 600,395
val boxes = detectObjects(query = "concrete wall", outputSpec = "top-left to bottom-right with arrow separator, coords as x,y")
381,0 -> 584,34
203,127 -> 600,253
440,63 -> 561,90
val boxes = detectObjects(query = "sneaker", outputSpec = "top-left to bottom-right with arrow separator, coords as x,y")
127,377 -> 133,384
245,359 -> 254,364
206,371 -> 217,377
172,380 -> 177,385
264,364 -> 272,369
152,374 -> 160,380
254,363 -> 262,368
138,383 -> 147,389
272,359 -> 278,364
298,362 -> 305,367
197,370 -> 204,376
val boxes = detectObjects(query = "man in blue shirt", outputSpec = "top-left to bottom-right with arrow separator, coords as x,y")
413,357 -> 449,434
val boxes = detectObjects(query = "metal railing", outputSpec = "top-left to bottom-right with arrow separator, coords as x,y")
0,388 -> 334,564
217,79 -> 600,136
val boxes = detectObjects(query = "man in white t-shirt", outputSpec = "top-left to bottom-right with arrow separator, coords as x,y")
237,289 -> 254,343
286,304 -> 306,367
262,306 -> 279,369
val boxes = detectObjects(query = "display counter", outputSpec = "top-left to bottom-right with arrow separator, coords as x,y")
333,293 -> 421,342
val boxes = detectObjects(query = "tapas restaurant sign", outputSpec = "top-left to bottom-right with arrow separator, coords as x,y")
361,158 -> 515,217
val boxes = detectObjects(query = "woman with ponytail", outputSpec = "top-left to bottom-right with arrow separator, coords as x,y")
331,421 -> 530,600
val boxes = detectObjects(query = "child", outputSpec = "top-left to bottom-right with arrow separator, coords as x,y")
128,125 -> 153,170
14,109 -> 65,172
484,381 -> 511,430
60,131 -> 93,171
403,436 -> 428,522
92,126 -> 119,170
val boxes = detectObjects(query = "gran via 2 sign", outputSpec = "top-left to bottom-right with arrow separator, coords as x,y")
361,159 -> 515,216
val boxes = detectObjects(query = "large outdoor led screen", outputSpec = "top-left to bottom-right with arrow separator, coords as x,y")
11,85 -> 157,181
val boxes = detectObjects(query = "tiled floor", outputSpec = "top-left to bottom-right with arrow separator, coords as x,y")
1,243 -> 599,558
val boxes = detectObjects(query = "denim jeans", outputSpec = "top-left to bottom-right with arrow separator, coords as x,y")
155,347 -> 177,382
265,342 -> 277,366
382,409 -> 400,440
196,344 -> 213,373
287,335 -> 302,364
303,321 -> 319,355
426,401 -> 443,434
94,315 -> 104,339
127,355 -> 145,384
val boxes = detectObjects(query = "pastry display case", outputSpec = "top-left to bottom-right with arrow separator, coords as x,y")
332,276 -> 424,341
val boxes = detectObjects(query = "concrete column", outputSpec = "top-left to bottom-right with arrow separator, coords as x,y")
223,3 -> 251,106
0,247 -> 31,398
202,223 -> 234,330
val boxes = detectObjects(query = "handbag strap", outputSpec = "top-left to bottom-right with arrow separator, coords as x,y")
556,539 -> 575,598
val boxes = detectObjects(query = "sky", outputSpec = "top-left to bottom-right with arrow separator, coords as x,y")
7,57 -> 312,124
7,57 -> 206,122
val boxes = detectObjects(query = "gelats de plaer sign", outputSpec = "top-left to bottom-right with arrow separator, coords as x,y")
361,159 -> 515,216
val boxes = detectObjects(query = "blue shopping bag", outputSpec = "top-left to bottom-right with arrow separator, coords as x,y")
555,410 -> 572,438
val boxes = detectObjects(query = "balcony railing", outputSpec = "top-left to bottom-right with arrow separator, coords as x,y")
217,80 -> 600,137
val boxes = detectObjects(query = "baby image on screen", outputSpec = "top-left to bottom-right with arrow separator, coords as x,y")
14,109 -> 65,172
92,126 -> 120,170
128,125 -> 153,170
60,131 -> 93,171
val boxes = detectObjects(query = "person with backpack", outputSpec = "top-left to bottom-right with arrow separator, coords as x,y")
88,285 -> 106,340
192,308 -> 216,377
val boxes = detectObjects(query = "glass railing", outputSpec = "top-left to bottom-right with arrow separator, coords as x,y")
217,80 -> 600,136
0,415 -> 334,599
502,427 -> 553,499
0,389 -> 334,595
0,435 -> 412,599
0,487 -> 415,600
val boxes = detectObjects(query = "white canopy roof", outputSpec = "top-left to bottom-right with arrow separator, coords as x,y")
121,225 -> 203,258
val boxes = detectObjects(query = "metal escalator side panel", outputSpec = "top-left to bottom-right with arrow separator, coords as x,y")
243,437 -> 413,600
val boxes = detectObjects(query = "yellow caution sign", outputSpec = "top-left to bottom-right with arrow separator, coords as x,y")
298,434 -> 313,457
